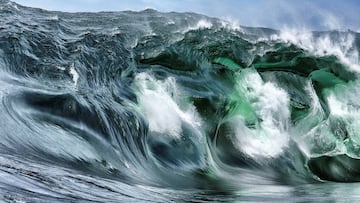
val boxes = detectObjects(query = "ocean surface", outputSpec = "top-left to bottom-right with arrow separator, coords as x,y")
1,0 -> 360,202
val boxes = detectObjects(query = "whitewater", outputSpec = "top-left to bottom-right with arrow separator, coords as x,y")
1,0 -> 360,202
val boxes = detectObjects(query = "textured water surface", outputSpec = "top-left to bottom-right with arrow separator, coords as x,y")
1,0 -> 360,202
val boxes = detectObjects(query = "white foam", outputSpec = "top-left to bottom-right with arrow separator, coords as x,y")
165,20 -> 175,25
297,81 -> 360,157
220,18 -> 241,31
195,19 -> 213,29
327,83 -> 360,136
69,64 -> 79,86
182,19 -> 213,33
56,66 -> 66,71
327,93 -> 348,117
134,73 -> 202,139
271,28 -> 360,72
230,70 -> 290,158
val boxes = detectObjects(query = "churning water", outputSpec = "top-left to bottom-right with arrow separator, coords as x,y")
1,1 -> 360,202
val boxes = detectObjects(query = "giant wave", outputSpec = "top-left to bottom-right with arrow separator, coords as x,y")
1,0 -> 360,202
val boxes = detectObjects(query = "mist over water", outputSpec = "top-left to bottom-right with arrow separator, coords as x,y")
1,0 -> 360,202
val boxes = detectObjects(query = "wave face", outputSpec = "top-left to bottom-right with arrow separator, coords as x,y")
1,1 -> 360,202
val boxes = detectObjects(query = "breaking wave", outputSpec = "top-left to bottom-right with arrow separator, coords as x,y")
1,0 -> 360,201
